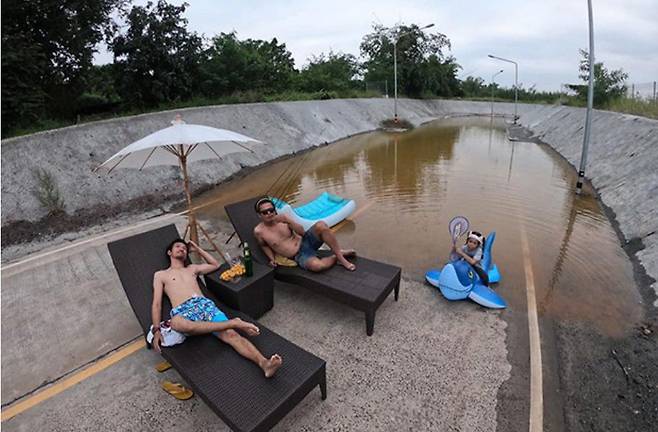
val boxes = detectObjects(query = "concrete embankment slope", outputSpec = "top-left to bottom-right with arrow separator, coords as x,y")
2,99 -> 657,298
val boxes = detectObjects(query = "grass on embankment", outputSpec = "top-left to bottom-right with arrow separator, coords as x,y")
4,89 -> 380,139
606,98 -> 658,120
5,93 -> 657,139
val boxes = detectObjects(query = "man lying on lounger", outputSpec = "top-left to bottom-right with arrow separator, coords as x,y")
151,239 -> 282,378
253,197 -> 356,272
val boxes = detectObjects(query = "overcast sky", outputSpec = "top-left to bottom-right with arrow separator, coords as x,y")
95,0 -> 658,93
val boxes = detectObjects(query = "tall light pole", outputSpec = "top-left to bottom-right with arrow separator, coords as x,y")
576,0 -> 595,195
491,69 -> 504,117
488,54 -> 519,123
391,23 -> 435,122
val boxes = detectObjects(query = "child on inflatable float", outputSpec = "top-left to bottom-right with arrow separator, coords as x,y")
452,230 -> 489,286
425,228 -> 506,309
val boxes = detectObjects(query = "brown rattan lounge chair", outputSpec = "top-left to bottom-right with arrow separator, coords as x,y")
225,197 -> 401,336
107,224 -> 326,432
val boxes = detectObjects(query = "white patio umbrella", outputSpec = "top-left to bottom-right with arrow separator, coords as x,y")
96,115 -> 262,256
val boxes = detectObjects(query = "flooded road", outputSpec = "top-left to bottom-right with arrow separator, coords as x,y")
196,117 -> 643,338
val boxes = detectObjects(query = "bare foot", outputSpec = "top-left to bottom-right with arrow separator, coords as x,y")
341,249 -> 357,258
262,354 -> 283,378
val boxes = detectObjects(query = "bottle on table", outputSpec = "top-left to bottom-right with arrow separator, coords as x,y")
243,241 -> 253,277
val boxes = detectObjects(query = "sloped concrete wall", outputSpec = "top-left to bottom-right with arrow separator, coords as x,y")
2,98 -> 657,297
0,99 -> 524,225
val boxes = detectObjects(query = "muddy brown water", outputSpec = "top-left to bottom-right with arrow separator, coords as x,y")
196,117 -> 643,338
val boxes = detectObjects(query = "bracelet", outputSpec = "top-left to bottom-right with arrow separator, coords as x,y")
153,326 -> 161,333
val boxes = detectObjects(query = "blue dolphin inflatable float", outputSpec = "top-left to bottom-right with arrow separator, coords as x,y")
425,231 -> 507,309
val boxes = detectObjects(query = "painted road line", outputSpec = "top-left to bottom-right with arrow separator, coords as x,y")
1,212 -> 184,271
1,339 -> 145,422
520,223 -> 544,432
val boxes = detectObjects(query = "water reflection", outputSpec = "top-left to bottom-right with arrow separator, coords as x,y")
195,117 -> 642,337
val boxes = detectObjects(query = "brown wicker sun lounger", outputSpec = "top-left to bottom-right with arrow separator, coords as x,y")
107,224 -> 326,432
225,197 -> 401,336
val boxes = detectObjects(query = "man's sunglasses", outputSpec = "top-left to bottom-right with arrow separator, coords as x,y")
259,208 -> 276,215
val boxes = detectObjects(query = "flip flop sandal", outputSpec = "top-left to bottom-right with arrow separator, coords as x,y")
155,361 -> 172,373
161,381 -> 194,400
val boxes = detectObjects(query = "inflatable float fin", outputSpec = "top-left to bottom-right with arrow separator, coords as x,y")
468,284 -> 507,309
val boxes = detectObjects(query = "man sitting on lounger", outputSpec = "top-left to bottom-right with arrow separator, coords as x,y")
253,197 -> 356,272
151,239 -> 282,378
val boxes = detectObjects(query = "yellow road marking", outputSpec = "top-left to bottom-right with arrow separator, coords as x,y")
520,224 -> 544,432
1,340 -> 145,422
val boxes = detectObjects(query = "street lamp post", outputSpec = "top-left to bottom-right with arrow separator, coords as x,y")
576,0 -> 595,195
491,69 -> 504,117
391,23 -> 435,122
488,54 -> 519,123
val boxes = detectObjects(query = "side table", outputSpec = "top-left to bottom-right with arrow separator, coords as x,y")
205,261 -> 274,319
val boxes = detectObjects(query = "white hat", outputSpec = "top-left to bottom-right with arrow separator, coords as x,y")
467,231 -> 484,245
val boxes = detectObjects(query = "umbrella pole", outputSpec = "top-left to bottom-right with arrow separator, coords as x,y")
179,154 -> 229,265
180,155 -> 199,246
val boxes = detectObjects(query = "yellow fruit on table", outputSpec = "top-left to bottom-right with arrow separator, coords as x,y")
220,263 -> 247,281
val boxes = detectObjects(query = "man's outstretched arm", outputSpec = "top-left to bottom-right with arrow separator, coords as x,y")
151,272 -> 165,353
188,240 -> 221,275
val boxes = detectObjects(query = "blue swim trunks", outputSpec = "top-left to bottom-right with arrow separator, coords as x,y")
170,296 -> 228,323
294,229 -> 323,269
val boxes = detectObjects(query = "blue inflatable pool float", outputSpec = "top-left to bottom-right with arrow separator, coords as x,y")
271,192 -> 356,231
425,231 -> 506,309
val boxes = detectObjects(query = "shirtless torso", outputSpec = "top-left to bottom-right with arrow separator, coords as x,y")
254,217 -> 303,261
154,266 -> 205,308
152,240 -> 220,326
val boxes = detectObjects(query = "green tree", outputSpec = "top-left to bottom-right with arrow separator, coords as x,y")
200,32 -> 296,97
461,76 -> 487,97
360,24 -> 460,97
297,51 -> 361,92
77,64 -> 122,115
1,0 -> 125,135
1,31 -> 47,134
110,0 -> 203,107
418,54 -> 462,97
568,49 -> 628,107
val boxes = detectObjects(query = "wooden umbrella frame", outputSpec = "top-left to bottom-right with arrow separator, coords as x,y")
98,115 -> 260,264
161,143 -> 229,264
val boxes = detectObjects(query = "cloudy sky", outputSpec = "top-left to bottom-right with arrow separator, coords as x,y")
96,0 -> 658,93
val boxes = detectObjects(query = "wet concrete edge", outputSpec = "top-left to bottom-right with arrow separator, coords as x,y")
505,123 -> 658,432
